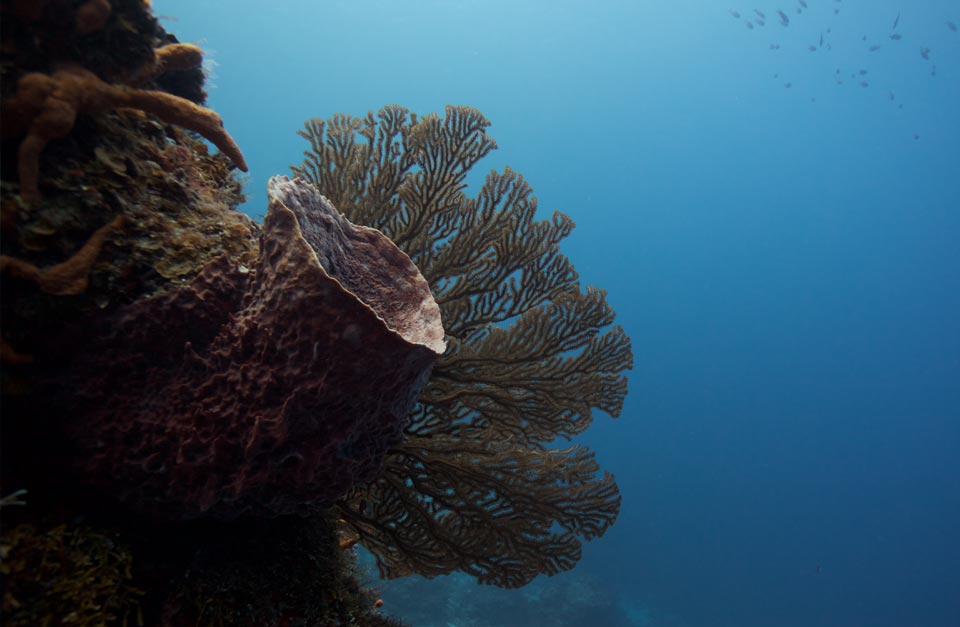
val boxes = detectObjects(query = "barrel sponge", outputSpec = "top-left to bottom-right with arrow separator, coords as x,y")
66,176 -> 445,519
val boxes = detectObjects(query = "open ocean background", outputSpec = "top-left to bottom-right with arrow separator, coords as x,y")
158,1 -> 959,626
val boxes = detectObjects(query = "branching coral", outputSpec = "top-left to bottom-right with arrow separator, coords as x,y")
293,105 -> 633,588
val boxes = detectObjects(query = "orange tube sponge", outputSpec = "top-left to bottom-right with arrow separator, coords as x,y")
1,65 -> 247,203
0,215 -> 124,296
153,43 -> 204,74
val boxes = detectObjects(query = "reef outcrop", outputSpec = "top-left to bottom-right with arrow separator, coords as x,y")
0,2 -> 422,624
2,1 -> 632,622
66,177 -> 445,519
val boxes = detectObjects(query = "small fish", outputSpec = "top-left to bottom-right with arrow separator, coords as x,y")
746,20 -> 754,29
778,9 -> 790,25
948,21 -> 958,32
808,44 -> 817,51
834,8 -> 840,15
869,44 -> 882,51
920,47 -> 931,59
892,12 -> 900,30
862,35 -> 867,41
860,81 -> 869,87
827,27 -> 832,34
774,72 -> 779,78
913,133 -> 919,140
796,7 -> 802,13
859,69 -> 868,75
819,32 -> 824,47
798,0 -> 808,7
931,64 -> 937,77
810,96 -> 816,102
784,82 -> 792,88
754,8 -> 766,19
756,18 -> 766,26
889,91 -> 895,100
889,33 -> 902,40
770,43 -> 781,49
730,9 -> 741,18
835,67 -> 841,74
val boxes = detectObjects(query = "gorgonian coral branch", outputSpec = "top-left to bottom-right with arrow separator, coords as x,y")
294,105 -> 633,588
421,287 -> 631,446
339,439 -> 619,589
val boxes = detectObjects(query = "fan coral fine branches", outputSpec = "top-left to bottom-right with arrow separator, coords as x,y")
294,105 -> 633,588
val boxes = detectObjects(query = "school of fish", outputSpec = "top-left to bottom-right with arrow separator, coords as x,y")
728,2 -> 958,139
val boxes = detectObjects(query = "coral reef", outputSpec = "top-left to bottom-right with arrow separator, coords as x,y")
160,514 -> 399,627
1,2 -> 408,625
2,59 -> 246,204
0,214 -> 124,296
2,2 -> 632,624
0,0 -> 258,384
1,0 -> 246,203
64,176 -> 444,519
0,523 -> 143,627
294,105 -> 633,588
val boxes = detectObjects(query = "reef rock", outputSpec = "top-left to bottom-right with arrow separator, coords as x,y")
67,176 -> 445,519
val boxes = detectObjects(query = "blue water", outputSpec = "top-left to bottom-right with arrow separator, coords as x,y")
159,1 -> 960,625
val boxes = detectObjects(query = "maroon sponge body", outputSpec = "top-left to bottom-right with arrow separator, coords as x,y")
68,177 -> 444,519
